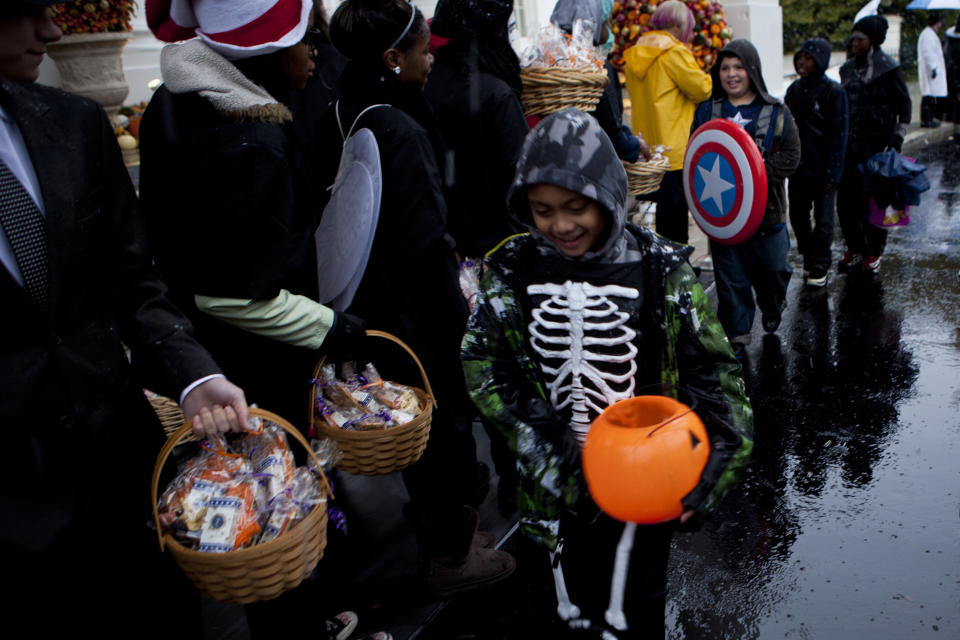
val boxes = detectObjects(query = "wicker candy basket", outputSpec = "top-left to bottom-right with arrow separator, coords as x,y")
310,330 -> 434,476
521,66 -> 609,117
624,155 -> 671,197
151,407 -> 331,604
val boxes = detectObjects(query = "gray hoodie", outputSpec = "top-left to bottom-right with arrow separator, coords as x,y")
506,108 -> 638,262
699,39 -> 801,225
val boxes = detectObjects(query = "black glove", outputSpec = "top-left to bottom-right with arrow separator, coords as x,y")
932,68 -> 938,79
322,311 -> 368,362
888,133 -> 904,154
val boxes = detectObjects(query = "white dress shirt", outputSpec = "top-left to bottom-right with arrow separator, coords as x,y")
0,102 -> 46,286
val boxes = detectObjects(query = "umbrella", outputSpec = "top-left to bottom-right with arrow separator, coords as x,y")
855,0 -> 881,23
315,128 -> 382,311
905,0 -> 960,10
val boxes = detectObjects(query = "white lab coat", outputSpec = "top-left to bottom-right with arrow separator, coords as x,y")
919,26 -> 948,97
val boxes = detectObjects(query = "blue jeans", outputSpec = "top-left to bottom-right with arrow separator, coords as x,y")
710,224 -> 793,340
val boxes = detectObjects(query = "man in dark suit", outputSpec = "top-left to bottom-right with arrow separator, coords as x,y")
0,1 -> 248,630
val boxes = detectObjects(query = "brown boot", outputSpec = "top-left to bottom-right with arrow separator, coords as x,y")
473,530 -> 496,548
426,545 -> 516,597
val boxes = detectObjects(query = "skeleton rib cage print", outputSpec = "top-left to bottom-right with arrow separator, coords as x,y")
527,280 -> 641,446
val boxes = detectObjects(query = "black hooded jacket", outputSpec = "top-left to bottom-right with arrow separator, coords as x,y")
839,44 -> 911,158
315,61 -> 470,405
784,38 -> 849,184
424,41 -> 528,257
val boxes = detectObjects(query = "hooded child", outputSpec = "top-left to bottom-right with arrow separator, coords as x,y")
462,108 -> 753,639
691,38 -> 801,357
837,15 -> 911,274
784,37 -> 849,287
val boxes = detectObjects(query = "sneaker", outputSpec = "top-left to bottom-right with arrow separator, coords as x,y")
324,611 -> 358,640
864,255 -> 881,273
804,270 -> 827,287
838,250 -> 863,273
359,634 -> 393,640
426,546 -> 516,597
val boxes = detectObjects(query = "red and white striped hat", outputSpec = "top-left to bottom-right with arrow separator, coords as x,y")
146,0 -> 312,60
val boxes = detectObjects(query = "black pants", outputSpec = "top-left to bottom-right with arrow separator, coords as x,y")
548,512 -> 673,639
788,176 -> 837,276
836,153 -> 888,257
652,170 -> 690,245
921,95 -> 943,124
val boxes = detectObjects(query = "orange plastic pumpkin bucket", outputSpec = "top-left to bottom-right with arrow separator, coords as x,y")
582,395 -> 710,524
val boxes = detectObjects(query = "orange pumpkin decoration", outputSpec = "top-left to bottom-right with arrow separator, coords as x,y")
582,395 -> 710,524
126,114 -> 142,139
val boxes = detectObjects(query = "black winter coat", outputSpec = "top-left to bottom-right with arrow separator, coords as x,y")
785,73 -> 849,183
140,86 -> 319,422
317,62 -> 468,402
424,46 -> 528,258
0,80 -> 219,552
839,48 -> 911,158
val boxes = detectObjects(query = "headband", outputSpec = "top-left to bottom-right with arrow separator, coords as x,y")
389,4 -> 416,49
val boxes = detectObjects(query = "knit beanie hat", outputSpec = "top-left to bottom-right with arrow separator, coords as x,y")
851,14 -> 888,47
145,0 -> 311,60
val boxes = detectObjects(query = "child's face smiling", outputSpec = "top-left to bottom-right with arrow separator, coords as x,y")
719,55 -> 753,102
528,184 -> 607,258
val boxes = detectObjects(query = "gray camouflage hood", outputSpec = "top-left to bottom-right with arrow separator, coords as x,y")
507,108 -> 631,262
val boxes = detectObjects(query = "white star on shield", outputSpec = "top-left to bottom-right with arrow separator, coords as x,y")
697,154 -> 735,215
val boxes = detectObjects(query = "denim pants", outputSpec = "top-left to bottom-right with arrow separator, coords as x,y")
710,224 -> 793,340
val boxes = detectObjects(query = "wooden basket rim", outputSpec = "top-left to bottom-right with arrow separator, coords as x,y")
150,406 -> 332,552
623,156 -> 671,174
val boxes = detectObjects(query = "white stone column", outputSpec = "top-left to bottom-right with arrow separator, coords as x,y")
722,0 -> 784,97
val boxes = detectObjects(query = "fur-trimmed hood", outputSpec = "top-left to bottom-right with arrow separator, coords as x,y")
160,38 -> 291,123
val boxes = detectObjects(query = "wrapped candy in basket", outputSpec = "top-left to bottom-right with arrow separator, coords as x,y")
151,408 -> 332,604
309,330 -> 434,476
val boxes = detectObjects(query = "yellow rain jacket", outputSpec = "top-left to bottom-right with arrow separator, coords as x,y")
624,30 -> 712,169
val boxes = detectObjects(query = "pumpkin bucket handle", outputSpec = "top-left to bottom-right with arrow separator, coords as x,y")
631,382 -> 701,438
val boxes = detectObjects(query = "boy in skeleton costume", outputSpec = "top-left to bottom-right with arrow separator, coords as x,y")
462,108 -> 753,638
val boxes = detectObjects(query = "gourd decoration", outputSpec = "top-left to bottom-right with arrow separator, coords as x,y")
582,395 -> 710,524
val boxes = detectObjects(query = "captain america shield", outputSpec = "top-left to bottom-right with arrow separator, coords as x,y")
683,118 -> 767,245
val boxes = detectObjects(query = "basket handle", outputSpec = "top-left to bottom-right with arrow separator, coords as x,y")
363,329 -> 436,409
151,407 -> 333,552
310,329 -> 437,410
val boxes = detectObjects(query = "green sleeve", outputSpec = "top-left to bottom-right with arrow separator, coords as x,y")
661,264 -> 754,517
195,290 -> 336,349
461,264 -> 581,550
